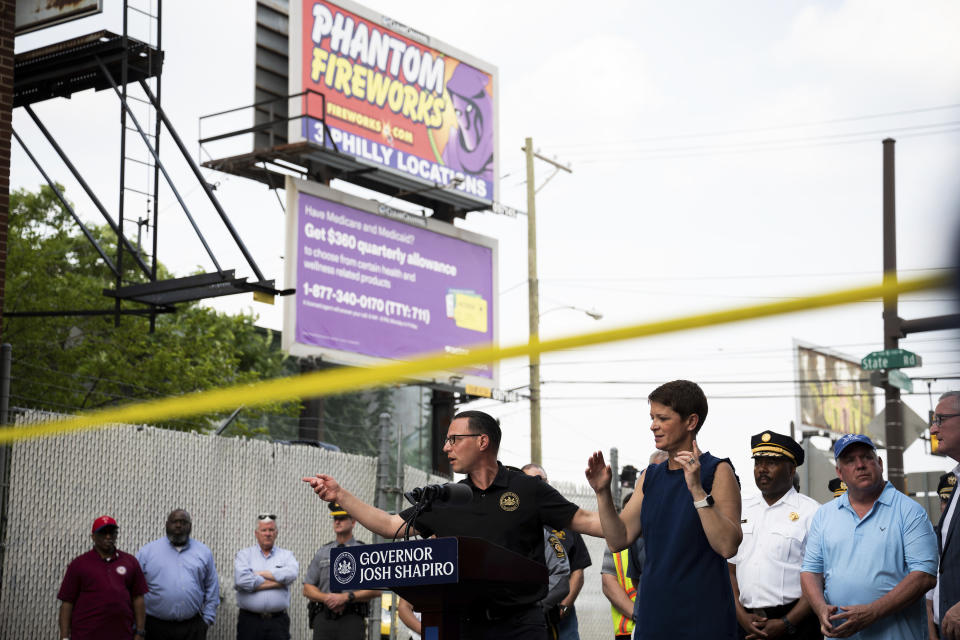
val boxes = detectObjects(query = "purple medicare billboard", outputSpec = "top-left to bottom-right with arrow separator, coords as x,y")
283,178 -> 497,384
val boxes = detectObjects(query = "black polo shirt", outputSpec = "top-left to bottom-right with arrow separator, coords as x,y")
399,462 -> 579,607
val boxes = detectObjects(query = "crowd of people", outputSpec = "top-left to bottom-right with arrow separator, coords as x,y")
56,384 -> 960,640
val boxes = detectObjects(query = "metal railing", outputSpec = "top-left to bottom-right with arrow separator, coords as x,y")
198,89 -> 336,160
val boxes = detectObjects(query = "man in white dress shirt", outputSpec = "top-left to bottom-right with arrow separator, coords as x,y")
729,430 -> 820,639
234,514 -> 299,640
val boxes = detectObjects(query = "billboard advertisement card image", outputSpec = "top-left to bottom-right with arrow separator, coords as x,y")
283,177 -> 498,386
289,0 -> 499,205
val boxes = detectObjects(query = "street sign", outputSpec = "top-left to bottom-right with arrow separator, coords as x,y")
887,369 -> 913,393
860,348 -> 922,371
868,370 -> 914,393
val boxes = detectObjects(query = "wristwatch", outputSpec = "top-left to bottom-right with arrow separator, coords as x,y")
781,616 -> 797,635
693,494 -> 715,509
347,591 -> 356,603
135,629 -> 146,637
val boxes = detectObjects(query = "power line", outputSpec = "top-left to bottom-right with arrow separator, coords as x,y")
513,344 -> 960,368
542,266 -> 953,284
539,376 -> 960,386
540,280 -> 956,302
538,390 -> 950,401
500,266 -> 954,297
567,119 -> 960,159
575,124 -> 960,164
551,103 -> 960,149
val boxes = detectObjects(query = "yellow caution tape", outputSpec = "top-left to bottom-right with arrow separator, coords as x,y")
0,273 -> 951,444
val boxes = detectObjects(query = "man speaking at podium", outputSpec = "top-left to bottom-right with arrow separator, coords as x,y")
304,410 -> 602,639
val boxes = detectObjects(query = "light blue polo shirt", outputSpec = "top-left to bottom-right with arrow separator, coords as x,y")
801,481 -> 938,640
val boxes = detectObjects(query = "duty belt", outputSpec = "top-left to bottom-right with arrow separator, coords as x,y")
318,601 -> 369,619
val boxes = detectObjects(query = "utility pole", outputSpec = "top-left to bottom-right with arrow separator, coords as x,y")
882,138 -> 905,492
524,137 -> 572,465
873,139 -> 959,490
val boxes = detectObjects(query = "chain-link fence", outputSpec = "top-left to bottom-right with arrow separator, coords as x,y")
0,412 -> 617,639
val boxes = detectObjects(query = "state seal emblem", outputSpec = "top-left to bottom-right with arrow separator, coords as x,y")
333,550 -> 357,585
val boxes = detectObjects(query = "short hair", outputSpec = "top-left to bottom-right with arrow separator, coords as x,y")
521,463 -> 547,481
454,410 -> 502,451
648,380 -> 708,434
166,509 -> 191,522
940,391 -> 960,409
649,450 -> 669,465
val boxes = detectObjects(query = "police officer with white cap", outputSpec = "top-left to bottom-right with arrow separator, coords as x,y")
729,431 -> 820,639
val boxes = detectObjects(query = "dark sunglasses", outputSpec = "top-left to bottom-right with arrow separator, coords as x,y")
257,514 -> 277,521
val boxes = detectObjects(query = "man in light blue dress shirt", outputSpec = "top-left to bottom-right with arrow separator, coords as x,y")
137,509 -> 220,639
800,434 -> 938,639
234,515 -> 299,640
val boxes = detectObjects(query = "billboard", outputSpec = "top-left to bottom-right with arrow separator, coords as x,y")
288,0 -> 498,206
795,343 -> 875,437
15,0 -> 102,34
283,177 -> 498,387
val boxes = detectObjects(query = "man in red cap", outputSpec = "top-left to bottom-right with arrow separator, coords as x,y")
57,515 -> 149,640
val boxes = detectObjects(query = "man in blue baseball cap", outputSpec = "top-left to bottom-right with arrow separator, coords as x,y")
800,433 -> 938,639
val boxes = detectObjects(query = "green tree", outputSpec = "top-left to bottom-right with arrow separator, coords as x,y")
2,185 -> 296,434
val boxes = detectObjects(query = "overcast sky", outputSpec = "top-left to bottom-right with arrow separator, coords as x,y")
12,0 -> 960,490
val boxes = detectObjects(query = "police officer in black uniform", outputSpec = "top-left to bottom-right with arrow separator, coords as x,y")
303,410 -> 603,640
303,502 -> 379,640
522,463 -> 592,640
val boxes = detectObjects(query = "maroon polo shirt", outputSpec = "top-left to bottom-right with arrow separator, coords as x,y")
57,548 -> 149,640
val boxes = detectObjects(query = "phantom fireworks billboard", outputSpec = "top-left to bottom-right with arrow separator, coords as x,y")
288,0 -> 499,206
283,177 -> 498,387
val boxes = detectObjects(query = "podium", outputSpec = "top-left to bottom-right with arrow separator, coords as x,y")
329,536 -> 547,639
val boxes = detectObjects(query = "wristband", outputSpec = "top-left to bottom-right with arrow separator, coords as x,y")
781,616 -> 796,635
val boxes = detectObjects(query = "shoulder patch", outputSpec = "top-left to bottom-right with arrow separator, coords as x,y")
547,535 -> 566,559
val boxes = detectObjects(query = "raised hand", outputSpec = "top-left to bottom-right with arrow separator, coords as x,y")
585,451 -> 613,494
677,439 -> 704,494
302,473 -> 341,503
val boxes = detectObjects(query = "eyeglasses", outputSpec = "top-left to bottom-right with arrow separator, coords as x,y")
333,515 -> 350,522
257,514 -> 277,521
934,413 -> 960,427
443,434 -> 482,446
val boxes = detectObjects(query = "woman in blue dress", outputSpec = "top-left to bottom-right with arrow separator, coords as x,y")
586,380 -> 742,639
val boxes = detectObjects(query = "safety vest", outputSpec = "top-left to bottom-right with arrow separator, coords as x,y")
611,549 -> 637,636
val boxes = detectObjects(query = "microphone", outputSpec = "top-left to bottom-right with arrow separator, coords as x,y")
404,482 -> 473,506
